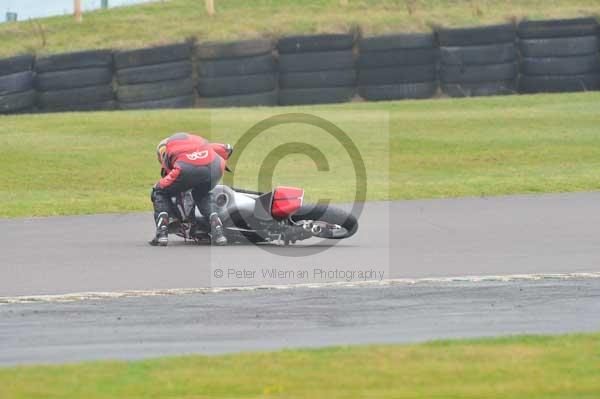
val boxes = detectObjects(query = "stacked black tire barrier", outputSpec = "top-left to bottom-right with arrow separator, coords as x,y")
357,33 -> 438,101
114,43 -> 195,110
196,39 -> 277,107
4,17 -> 600,115
277,34 -> 356,105
439,24 -> 519,97
0,54 -> 35,114
35,50 -> 114,112
518,18 -> 600,93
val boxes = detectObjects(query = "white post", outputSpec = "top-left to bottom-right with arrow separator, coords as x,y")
205,0 -> 215,16
74,0 -> 82,22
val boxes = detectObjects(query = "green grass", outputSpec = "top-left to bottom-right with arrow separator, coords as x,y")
1,92 -> 600,217
1,333 -> 599,398
1,0 -> 599,57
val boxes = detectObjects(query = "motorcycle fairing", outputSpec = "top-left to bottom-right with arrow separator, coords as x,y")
271,186 -> 304,219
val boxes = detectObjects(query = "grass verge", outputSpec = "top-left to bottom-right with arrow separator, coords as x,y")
0,0 -> 599,56
1,92 -> 600,217
1,333 -> 599,398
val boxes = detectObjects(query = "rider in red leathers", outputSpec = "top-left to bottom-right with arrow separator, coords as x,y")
150,132 -> 232,246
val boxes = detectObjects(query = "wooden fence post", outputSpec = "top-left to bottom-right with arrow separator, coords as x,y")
205,0 -> 215,16
74,0 -> 82,22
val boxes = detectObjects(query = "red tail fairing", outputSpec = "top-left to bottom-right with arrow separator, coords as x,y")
271,186 -> 304,218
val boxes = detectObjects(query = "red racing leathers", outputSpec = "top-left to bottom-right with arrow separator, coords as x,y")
152,132 -> 231,223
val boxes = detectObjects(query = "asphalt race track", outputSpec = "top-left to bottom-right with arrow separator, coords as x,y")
1,279 -> 599,365
1,192 -> 599,365
1,192 -> 599,297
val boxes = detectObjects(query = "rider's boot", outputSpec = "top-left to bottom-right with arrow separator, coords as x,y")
209,212 -> 228,246
149,212 -> 169,246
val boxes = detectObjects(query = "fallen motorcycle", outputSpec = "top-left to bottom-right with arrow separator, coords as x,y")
168,185 -> 358,245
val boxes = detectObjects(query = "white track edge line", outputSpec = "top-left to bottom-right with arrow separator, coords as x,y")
2,272 -> 600,305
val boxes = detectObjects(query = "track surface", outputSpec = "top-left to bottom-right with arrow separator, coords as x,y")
1,279 -> 599,365
2,192 -> 600,297
1,192 -> 600,365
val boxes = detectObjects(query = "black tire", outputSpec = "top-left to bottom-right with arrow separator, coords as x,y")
36,67 -> 112,91
279,50 -> 355,73
0,71 -> 34,96
119,95 -> 195,110
196,39 -> 273,60
38,85 -> 114,108
440,43 -> 517,65
521,54 -> 600,76
358,33 -> 436,51
358,64 -> 437,85
358,48 -> 438,68
437,23 -> 516,46
277,34 -> 354,54
197,73 -> 276,97
0,90 -> 36,113
291,204 -> 358,239
116,61 -> 192,85
0,54 -> 34,76
442,80 -> 517,97
198,90 -> 278,108
358,81 -> 437,101
113,42 -> 191,69
519,73 -> 600,93
280,69 -> 356,89
117,78 -> 194,103
519,36 -> 599,57
35,50 -> 113,73
440,62 -> 517,83
279,87 -> 354,106
197,54 -> 276,77
41,100 -> 117,113
518,18 -> 598,39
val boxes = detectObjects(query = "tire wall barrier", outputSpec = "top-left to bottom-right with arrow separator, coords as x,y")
358,33 -> 438,101
114,43 -> 194,110
277,34 -> 356,105
0,55 -> 35,114
439,24 -> 518,97
196,39 -> 277,107
0,16 -> 599,114
35,50 -> 115,112
517,18 -> 600,93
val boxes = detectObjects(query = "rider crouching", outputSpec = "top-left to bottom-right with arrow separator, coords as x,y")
150,132 -> 233,247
